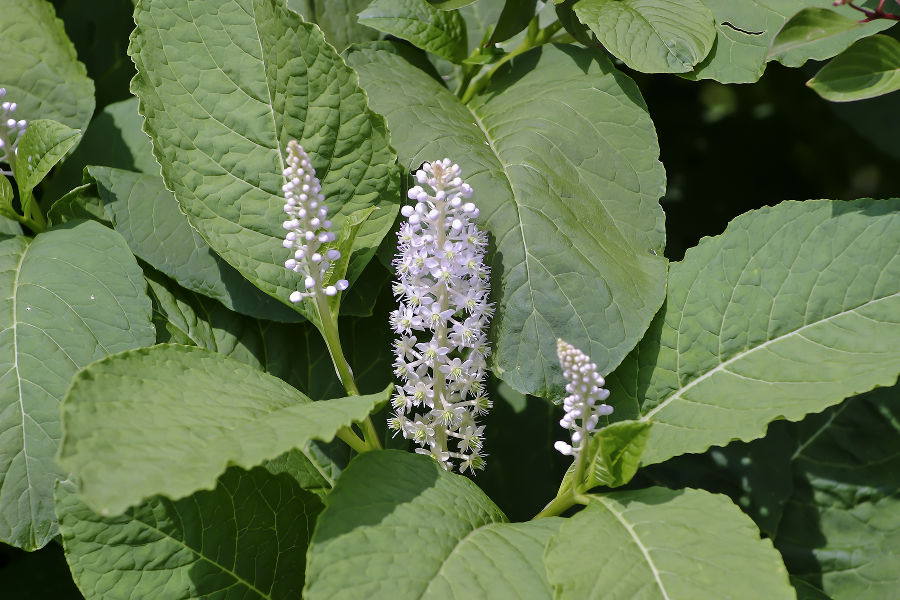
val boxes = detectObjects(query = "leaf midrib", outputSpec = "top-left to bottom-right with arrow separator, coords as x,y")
642,292 -> 900,422
592,497 -> 671,600
134,508 -> 272,599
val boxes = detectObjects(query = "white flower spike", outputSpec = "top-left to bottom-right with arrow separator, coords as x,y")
281,140 -> 347,302
555,339 -> 613,458
0,88 -> 27,176
388,159 -> 493,473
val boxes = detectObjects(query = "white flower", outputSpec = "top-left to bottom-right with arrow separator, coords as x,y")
555,340 -> 613,458
0,88 -> 27,176
387,159 -> 492,473
281,140 -> 347,302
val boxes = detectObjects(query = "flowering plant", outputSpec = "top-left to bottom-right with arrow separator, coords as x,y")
0,1 -> 898,599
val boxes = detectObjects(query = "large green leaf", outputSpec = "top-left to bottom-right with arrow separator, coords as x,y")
808,35 -> 900,102
607,199 -> 900,465
87,166 -> 302,322
767,7 -> 893,68
58,465 -> 323,599
0,221 -> 154,549
359,0 -> 469,63
574,0 -> 716,73
545,487 -> 794,599
57,343 -> 391,515
129,0 -> 399,321
776,385 -> 900,600
0,0 -> 95,131
305,450 -> 561,599
345,43 -> 667,399
688,0 -> 889,84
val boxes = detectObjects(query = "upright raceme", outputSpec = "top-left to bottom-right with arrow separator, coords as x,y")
555,340 -> 613,457
281,140 -> 347,301
388,159 -> 493,473
0,88 -> 27,176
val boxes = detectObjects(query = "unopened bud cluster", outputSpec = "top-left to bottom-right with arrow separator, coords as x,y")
388,159 -> 493,473
0,88 -> 27,175
554,340 -> 613,457
281,140 -> 347,302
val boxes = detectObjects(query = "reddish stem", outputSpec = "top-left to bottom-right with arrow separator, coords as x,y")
834,0 -> 900,21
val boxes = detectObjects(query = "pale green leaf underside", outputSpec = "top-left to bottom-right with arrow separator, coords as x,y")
574,0 -> 716,73
306,451 -> 559,599
129,0 -> 399,320
346,43 -> 666,399
88,166 -> 301,322
0,221 -> 153,549
689,0 -> 889,84
58,466 -> 323,600
777,386 -> 900,600
359,0 -> 469,63
12,119 -> 81,197
546,487 -> 794,599
0,0 -> 94,131
808,35 -> 900,102
608,199 -> 900,465
58,343 -> 390,515
767,7 -> 893,68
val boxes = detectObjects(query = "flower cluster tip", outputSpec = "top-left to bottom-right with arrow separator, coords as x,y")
281,140 -> 347,301
555,339 -> 612,457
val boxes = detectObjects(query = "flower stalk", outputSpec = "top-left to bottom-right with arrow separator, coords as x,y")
281,140 -> 380,452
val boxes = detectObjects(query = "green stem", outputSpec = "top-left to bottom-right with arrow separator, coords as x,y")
313,290 -> 383,451
459,21 -> 563,105
336,427 -> 369,454
0,205 -> 45,233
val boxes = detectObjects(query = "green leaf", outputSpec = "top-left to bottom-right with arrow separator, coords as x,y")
545,487 -> 795,599
345,43 -> 667,399
57,343 -> 391,515
574,0 -> 716,73
767,7 -> 893,68
305,450 -> 560,599
129,0 -> 399,321
429,0 -> 478,9
324,206 -> 377,316
359,0 -> 469,63
581,420 -> 652,490
776,385 -> 900,600
86,166 -> 302,322
12,119 -> 81,199
607,199 -> 900,466
314,0 -> 381,51
0,176 -> 13,209
58,465 -> 323,599
490,0 -> 538,44
44,97 -> 159,204
808,35 -> 900,102
0,221 -> 154,549
688,0 -> 889,84
0,0 -> 95,131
